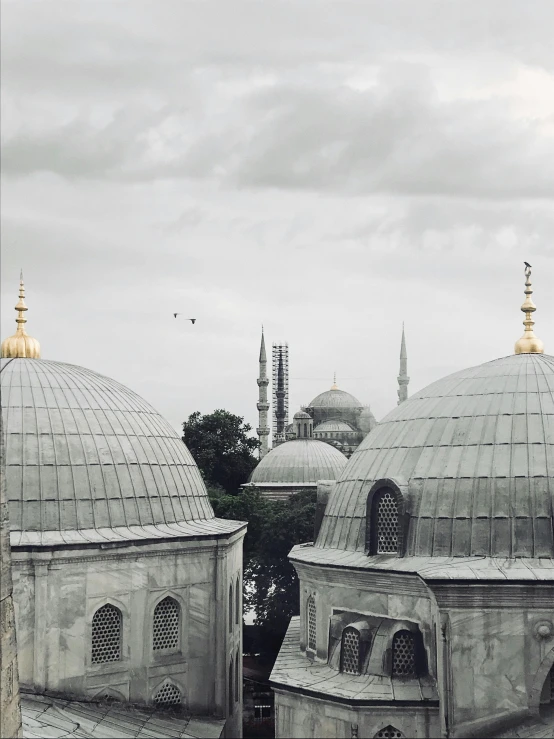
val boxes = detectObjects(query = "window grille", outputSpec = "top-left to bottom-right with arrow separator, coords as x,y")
375,490 -> 400,553
235,578 -> 240,625
152,596 -> 180,652
254,705 -> 271,721
229,583 -> 233,632
235,649 -> 240,701
392,631 -> 416,677
373,727 -> 404,739
229,659 -> 234,715
307,596 -> 316,651
153,683 -> 182,706
340,627 -> 361,675
91,604 -> 122,664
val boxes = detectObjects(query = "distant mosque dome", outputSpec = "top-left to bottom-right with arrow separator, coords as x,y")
308,387 -> 362,409
313,420 -> 355,434
317,353 -> 554,558
293,410 -> 312,419
247,439 -> 347,500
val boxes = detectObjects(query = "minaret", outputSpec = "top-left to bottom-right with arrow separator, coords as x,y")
274,350 -> 287,445
397,323 -> 409,404
256,328 -> 270,459
1,271 -> 41,359
514,263 -> 544,354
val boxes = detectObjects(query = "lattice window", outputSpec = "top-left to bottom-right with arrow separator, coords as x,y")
235,649 -> 240,701
340,627 -> 361,675
235,578 -> 240,625
392,631 -> 416,677
152,596 -> 180,652
229,583 -> 233,632
153,682 -> 182,706
91,604 -> 122,664
375,490 -> 400,553
373,727 -> 405,739
229,658 -> 234,714
307,596 -> 317,651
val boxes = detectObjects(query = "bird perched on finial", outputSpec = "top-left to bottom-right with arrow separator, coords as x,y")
173,314 -> 196,324
524,261 -> 532,269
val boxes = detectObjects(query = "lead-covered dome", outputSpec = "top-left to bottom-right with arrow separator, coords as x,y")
317,353 -> 554,558
249,439 -> 347,485
308,387 -> 361,409
1,358 -> 214,535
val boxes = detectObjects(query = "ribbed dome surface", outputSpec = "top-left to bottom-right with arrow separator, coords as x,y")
314,421 -> 355,433
1,358 -> 214,533
317,354 -> 554,558
250,439 -> 347,484
308,388 -> 361,408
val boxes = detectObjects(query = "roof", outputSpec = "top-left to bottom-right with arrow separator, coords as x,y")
317,353 -> 554,558
314,420 -> 356,433
270,618 -> 438,703
249,439 -> 347,485
21,693 -> 225,739
1,358 -> 215,535
293,410 -> 311,419
308,388 -> 362,409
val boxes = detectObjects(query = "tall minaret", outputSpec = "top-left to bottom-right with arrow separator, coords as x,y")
256,328 -> 270,459
274,350 -> 287,445
397,323 -> 409,404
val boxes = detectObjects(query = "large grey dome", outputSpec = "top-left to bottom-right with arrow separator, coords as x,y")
308,388 -> 362,409
250,439 -> 347,485
317,353 -> 554,558
1,358 -> 214,535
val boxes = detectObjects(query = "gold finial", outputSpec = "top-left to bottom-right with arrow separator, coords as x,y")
514,262 -> 544,355
331,371 -> 338,390
1,272 -> 41,359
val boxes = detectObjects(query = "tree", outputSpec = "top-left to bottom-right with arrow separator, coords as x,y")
182,410 -> 259,494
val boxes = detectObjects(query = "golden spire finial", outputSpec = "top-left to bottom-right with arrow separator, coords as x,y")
1,272 -> 41,359
514,262 -> 544,355
331,371 -> 338,390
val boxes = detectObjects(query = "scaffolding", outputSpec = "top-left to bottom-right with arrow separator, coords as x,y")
272,343 -> 289,439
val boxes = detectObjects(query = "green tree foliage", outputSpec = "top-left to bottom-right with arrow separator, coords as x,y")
210,486 -> 317,655
182,410 -> 259,494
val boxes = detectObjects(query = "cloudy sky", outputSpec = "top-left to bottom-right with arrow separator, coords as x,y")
2,0 -> 553,437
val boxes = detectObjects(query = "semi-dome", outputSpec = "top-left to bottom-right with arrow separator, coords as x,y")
1,357 -> 215,538
249,439 -> 347,485
317,353 -> 554,558
314,420 -> 355,433
308,387 -> 361,409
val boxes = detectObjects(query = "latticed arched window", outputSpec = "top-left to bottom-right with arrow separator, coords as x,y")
307,596 -> 317,651
153,682 -> 182,706
392,630 -> 417,677
340,627 -> 361,675
235,648 -> 240,702
540,665 -> 554,706
229,583 -> 233,632
370,488 -> 401,554
153,596 -> 180,652
235,577 -> 240,625
373,726 -> 405,739
91,603 -> 122,664
229,658 -> 234,715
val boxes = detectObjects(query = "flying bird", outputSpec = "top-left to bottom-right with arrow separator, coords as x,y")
173,314 -> 196,324
524,262 -> 532,268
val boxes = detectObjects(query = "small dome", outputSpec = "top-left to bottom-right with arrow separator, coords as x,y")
249,439 -> 347,485
308,388 -> 361,409
1,358 -> 214,535
314,420 -> 355,433
317,353 -> 554,558
293,410 -> 311,419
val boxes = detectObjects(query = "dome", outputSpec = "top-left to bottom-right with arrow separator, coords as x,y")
317,353 -> 554,558
314,420 -> 355,433
249,439 -> 347,485
1,358 -> 214,536
308,388 -> 361,409
293,410 -> 311,419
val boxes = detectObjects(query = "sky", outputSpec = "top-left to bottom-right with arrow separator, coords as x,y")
2,0 -> 554,438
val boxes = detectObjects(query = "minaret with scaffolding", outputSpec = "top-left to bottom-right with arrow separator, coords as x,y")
397,323 -> 409,404
272,342 -> 289,445
256,328 -> 270,459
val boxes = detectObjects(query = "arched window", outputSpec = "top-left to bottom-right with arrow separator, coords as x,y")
392,630 -> 417,677
91,603 -> 122,664
369,488 -> 401,554
153,682 -> 182,706
340,627 -> 361,675
373,727 -> 405,739
229,658 -> 234,715
303,423 -> 308,437
229,582 -> 233,632
153,596 -> 180,652
235,577 -> 240,625
540,664 -> 554,707
235,648 -> 240,702
307,596 -> 316,651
